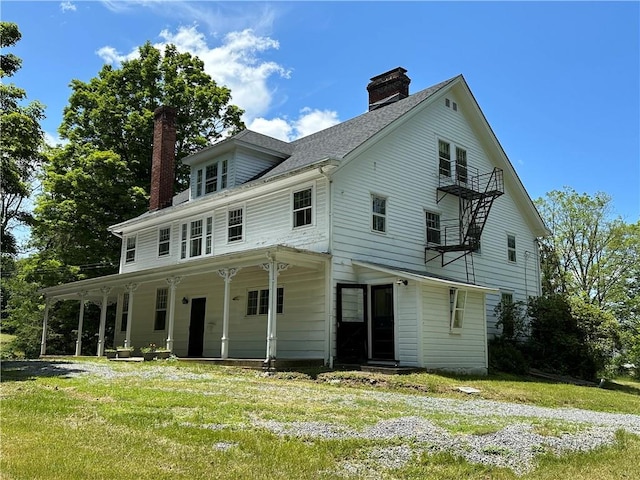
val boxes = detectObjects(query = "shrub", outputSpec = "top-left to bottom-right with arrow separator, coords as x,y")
488,337 -> 529,375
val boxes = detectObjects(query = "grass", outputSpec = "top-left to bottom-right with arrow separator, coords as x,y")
1,358 -> 639,480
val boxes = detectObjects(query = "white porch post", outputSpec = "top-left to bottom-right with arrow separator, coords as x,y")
262,260 -> 290,360
217,268 -> 240,359
165,276 -> 182,352
96,287 -> 112,357
75,291 -> 88,356
40,297 -> 51,357
124,283 -> 138,348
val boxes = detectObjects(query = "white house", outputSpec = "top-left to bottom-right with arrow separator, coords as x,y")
40,68 -> 548,374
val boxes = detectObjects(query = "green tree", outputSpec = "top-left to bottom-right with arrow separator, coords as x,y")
0,21 -> 45,255
535,188 -> 634,308
32,42 -> 244,280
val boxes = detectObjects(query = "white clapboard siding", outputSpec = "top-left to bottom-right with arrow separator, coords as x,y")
421,285 -> 487,374
120,179 -> 329,273
113,263 -> 326,359
330,90 -> 540,338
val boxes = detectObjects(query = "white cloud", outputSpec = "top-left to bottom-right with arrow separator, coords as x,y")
96,25 -> 339,141
60,1 -> 76,12
249,108 -> 340,142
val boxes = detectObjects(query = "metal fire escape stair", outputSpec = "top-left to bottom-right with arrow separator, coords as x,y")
425,165 -> 504,283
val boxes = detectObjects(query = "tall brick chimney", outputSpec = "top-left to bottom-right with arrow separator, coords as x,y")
367,67 -> 411,111
149,106 -> 177,211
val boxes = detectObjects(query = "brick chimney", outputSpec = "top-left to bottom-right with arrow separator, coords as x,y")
367,67 -> 411,111
149,106 -> 177,211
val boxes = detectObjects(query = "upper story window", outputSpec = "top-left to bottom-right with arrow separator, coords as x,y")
158,227 -> 171,257
228,207 -> 244,242
501,292 -> 513,305
180,216 -> 213,259
247,287 -> 284,316
293,187 -> 313,228
372,194 -> 387,233
456,147 -> 468,183
195,159 -> 229,198
426,211 -> 441,245
507,234 -> 517,262
125,235 -> 136,263
438,140 -> 451,177
439,139 -> 468,181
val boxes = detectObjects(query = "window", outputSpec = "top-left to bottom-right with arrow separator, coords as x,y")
180,217 -> 213,259
293,187 -> 313,228
247,287 -> 284,315
194,159 -> 229,197
158,227 -> 171,257
372,195 -> 386,233
501,292 -> 513,305
507,234 -> 517,262
125,236 -> 136,263
438,140 -> 451,177
228,207 -> 243,242
196,169 -> 203,197
120,293 -> 129,332
450,289 -> 467,332
205,164 -> 218,194
426,212 -> 441,244
456,147 -> 468,183
154,288 -> 168,330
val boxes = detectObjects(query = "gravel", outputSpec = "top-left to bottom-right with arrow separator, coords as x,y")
6,359 -> 639,476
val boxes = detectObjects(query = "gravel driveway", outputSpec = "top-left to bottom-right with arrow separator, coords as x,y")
5,359 -> 640,476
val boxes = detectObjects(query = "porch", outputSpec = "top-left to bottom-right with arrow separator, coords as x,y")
39,245 -> 331,365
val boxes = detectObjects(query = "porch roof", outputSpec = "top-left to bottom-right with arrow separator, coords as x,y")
352,261 -> 500,294
41,245 -> 330,302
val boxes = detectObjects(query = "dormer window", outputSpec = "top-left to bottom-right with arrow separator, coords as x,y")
194,159 -> 228,198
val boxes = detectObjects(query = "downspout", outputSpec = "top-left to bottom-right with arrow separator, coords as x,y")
321,167 -> 334,368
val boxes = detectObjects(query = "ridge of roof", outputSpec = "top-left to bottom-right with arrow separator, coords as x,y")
261,75 -> 459,178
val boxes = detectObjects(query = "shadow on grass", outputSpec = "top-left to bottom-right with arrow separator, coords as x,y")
0,360 -> 86,382
604,380 -> 640,396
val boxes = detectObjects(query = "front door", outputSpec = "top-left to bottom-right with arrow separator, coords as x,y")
188,298 -> 206,357
371,284 -> 394,360
336,284 -> 368,362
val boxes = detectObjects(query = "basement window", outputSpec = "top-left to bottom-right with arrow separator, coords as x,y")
450,288 -> 467,333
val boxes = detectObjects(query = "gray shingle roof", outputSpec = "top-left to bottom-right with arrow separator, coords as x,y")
261,76 -> 459,178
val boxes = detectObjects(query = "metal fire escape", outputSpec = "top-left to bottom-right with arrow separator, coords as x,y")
425,162 -> 504,283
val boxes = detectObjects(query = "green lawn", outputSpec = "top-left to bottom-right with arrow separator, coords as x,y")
1,359 -> 638,480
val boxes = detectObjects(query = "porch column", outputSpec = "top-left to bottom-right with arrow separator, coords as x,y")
261,260 -> 290,360
40,297 -> 51,357
124,283 -> 138,348
217,268 -> 240,359
75,291 -> 88,356
165,276 -> 182,352
96,287 -> 112,357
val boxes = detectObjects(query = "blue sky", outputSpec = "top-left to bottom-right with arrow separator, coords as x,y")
4,0 -> 640,221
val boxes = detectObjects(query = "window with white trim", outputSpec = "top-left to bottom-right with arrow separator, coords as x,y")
180,216 -> 213,259
228,207 -> 243,242
194,159 -> 229,198
158,227 -> 171,257
293,187 -> 313,228
438,140 -> 451,177
501,292 -> 513,306
507,234 -> 517,262
154,288 -> 168,330
125,235 -> 136,263
456,147 -> 468,183
246,287 -> 284,316
120,293 -> 129,332
450,288 -> 466,332
426,211 -> 441,245
372,194 -> 386,233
